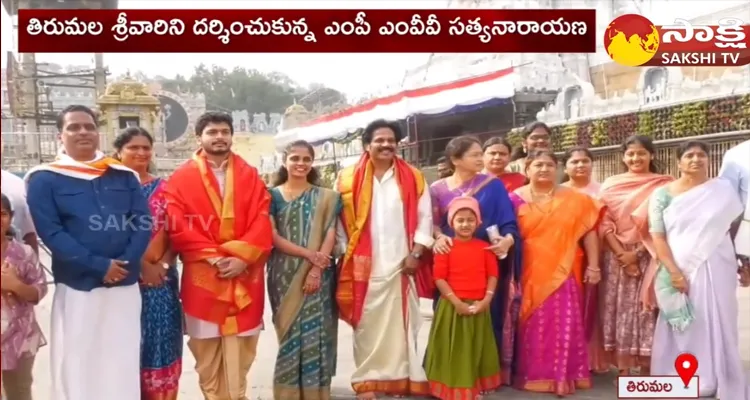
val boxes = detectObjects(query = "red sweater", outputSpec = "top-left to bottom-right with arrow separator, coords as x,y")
433,238 -> 498,300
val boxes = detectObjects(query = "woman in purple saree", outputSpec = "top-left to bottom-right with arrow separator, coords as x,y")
430,136 -> 522,385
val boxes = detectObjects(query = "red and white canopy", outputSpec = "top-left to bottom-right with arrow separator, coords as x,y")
274,67 -> 518,149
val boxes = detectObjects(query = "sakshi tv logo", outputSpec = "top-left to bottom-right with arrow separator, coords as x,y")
605,14 -> 749,67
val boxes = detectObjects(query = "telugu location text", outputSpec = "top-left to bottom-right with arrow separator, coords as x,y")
617,376 -> 699,398
660,52 -> 743,66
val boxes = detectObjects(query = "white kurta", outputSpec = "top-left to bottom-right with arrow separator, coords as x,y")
719,140 -> 750,256
339,166 -> 434,392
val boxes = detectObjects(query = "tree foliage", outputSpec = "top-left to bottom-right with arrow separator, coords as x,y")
147,64 -> 349,116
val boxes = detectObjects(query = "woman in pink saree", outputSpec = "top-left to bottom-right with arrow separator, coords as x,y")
645,141 -> 749,399
598,135 -> 673,377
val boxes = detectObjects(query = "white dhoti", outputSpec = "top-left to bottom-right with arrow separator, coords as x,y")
338,163 -> 435,396
352,269 -> 428,396
50,283 -> 141,400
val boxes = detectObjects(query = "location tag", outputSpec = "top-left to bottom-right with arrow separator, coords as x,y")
674,353 -> 698,388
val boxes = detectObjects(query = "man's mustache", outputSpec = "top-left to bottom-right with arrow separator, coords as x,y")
212,141 -> 227,145
378,147 -> 395,152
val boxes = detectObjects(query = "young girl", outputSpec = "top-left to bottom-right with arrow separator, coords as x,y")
1,193 -> 47,400
424,196 -> 500,400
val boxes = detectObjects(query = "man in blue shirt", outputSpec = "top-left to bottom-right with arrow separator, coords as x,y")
25,105 -> 151,400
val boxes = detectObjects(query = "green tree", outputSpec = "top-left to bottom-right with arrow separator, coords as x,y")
155,65 -> 348,115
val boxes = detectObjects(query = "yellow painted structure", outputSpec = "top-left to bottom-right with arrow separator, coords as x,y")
97,75 -> 160,153
232,134 -> 277,168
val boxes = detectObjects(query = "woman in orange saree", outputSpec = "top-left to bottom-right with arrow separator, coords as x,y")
598,135 -> 673,377
482,137 -> 526,192
510,150 -> 603,397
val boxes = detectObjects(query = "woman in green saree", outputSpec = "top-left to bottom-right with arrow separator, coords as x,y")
267,140 -> 342,400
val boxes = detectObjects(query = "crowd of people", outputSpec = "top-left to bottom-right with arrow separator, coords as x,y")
0,103 -> 748,400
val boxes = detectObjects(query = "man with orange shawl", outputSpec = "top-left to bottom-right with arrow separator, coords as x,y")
164,112 -> 272,400
335,119 -> 434,400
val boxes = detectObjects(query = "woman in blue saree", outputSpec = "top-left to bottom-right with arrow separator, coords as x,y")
114,127 -> 183,399
430,135 -> 522,385
267,140 -> 341,400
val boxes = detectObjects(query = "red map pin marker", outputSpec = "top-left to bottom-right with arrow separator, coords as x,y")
675,353 -> 698,388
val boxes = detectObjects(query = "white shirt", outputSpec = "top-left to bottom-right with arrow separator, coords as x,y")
1,169 -> 37,240
719,140 -> 750,256
335,165 -> 434,276
183,159 -> 261,338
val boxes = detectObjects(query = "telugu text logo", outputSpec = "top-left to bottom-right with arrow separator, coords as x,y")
605,15 -> 749,67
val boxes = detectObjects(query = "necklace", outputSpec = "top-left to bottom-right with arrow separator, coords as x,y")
529,186 -> 555,198
281,183 -> 310,202
529,186 -> 556,214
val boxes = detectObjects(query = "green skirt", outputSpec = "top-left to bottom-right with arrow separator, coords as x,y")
424,299 -> 502,400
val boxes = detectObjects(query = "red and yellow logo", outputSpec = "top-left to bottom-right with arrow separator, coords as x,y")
604,14 -> 749,67
605,14 -> 660,67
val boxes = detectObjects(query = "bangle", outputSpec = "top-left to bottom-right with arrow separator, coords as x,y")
486,290 -> 494,295
444,292 -> 454,297
586,267 -> 600,272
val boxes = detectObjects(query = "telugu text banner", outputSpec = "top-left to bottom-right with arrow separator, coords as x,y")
18,9 -> 596,53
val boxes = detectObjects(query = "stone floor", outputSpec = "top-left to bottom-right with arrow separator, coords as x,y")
29,253 -> 750,399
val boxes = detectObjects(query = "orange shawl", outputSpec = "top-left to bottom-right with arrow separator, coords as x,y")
517,189 -> 604,322
24,152 -> 136,181
336,153 -> 425,328
164,150 -> 272,335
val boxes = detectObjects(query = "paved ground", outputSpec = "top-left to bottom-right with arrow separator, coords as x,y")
29,255 -> 750,399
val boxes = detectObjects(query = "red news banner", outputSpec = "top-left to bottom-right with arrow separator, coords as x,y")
18,9 -> 596,53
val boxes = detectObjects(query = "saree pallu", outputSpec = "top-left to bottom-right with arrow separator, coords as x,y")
598,172 -> 672,370
647,179 -> 749,399
429,174 -> 521,384
140,178 -> 183,400
267,187 -> 340,400
511,189 -> 601,396
425,299 -> 501,400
